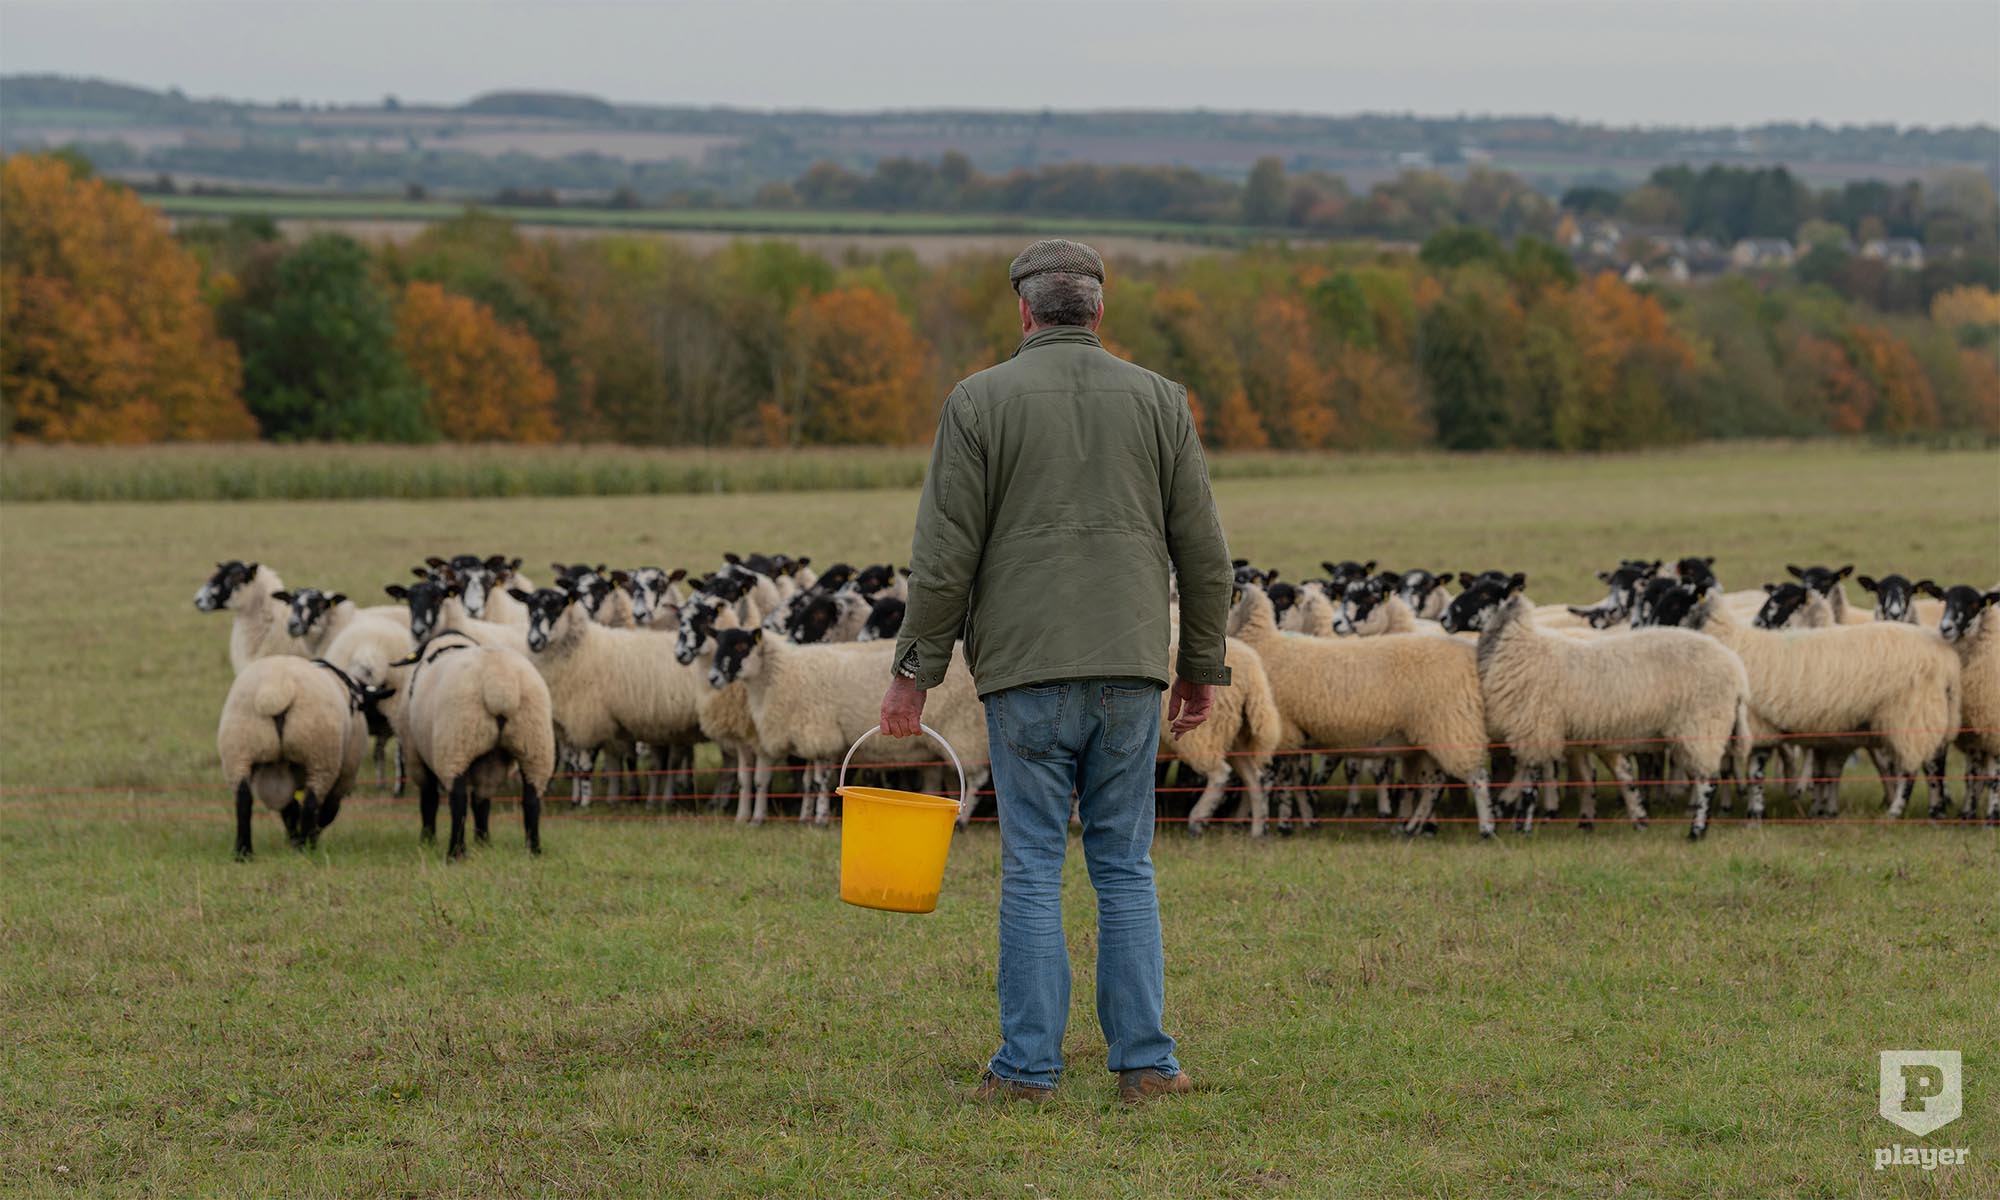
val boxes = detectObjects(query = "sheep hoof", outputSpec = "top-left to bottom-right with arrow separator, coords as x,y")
1421,821 -> 1439,837
1185,823 -> 1205,838
1687,826 -> 1707,842
1577,819 -> 1594,833
1476,826 -> 1493,840
1633,820 -> 1649,831
234,848 -> 253,862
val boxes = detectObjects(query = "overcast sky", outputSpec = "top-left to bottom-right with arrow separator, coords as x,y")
2,0 -> 1996,127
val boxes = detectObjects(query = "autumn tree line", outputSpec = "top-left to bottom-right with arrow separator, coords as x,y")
4,152 -> 1996,450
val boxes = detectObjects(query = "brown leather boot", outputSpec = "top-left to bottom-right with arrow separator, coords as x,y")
1117,1068 -> 1194,1104
971,1072 -> 1054,1104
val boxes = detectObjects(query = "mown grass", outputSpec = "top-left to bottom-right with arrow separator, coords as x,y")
153,193 -> 1266,244
2,443 -> 1998,1196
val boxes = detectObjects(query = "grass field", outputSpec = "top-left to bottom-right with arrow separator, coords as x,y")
153,193 -> 1268,245
3,443 -> 1998,1196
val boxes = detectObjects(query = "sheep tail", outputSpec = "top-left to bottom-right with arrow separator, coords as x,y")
1730,696 -> 1754,785
1242,672 -> 1282,756
481,668 -> 521,721
252,671 -> 294,721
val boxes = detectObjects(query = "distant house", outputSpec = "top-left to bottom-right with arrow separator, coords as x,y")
1862,238 -> 1925,269
1730,238 -> 1795,269
1623,262 -> 1649,284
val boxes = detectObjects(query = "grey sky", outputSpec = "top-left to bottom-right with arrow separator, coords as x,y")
2,0 -> 1995,127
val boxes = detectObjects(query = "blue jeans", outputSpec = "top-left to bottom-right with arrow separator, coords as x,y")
983,677 -> 1179,1089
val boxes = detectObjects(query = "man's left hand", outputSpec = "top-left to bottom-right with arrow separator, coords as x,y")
880,675 -> 927,737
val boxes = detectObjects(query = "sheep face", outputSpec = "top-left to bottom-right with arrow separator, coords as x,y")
1267,582 -> 1300,623
1858,573 -> 1934,623
786,594 -> 842,644
1319,560 -> 1375,589
1753,582 -> 1817,629
386,578 -> 454,643
1334,577 -> 1389,636
674,595 -> 727,665
1585,559 -> 1662,622
709,628 -> 765,689
1786,563 -> 1854,598
1938,586 -> 2000,643
1396,568 -> 1451,612
1628,577 -> 1688,629
852,564 -> 898,599
626,567 -> 685,626
857,597 -> 906,643
813,562 -> 856,593
275,587 -> 347,638
1439,574 -> 1523,633
514,587 -> 579,653
195,560 -> 260,612
1673,556 -> 1715,588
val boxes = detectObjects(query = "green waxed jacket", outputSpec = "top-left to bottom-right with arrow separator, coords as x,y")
894,325 -> 1234,698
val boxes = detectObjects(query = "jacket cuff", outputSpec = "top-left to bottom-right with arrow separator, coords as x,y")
1176,659 -> 1232,686
898,645 -> 948,690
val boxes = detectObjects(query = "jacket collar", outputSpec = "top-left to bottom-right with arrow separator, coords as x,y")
1012,325 -> 1102,358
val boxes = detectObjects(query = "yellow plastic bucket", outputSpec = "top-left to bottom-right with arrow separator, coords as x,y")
836,724 -> 965,914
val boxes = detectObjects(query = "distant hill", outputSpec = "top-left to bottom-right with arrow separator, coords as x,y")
3,71 -> 1994,201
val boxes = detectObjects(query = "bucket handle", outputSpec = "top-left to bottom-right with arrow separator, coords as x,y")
838,725 -> 967,811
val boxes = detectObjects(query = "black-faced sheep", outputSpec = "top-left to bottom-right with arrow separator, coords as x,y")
196,560 -> 312,672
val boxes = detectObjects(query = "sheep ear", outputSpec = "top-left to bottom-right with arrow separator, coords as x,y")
1456,572 -> 1477,589
245,562 -> 259,575
1786,564 -> 1805,580
507,588 -> 533,604
1984,591 -> 2000,609
1835,565 -> 1853,580
1595,570 -> 1612,583
724,552 -> 742,565
1857,575 -> 1877,592
669,567 -> 688,583
1236,559 -> 1252,570
1506,573 -> 1527,595
329,593 -> 347,606
426,556 -> 447,569
795,557 -> 811,568
612,570 -> 631,586
1763,582 -> 1777,593
385,585 -> 409,600
749,627 -> 763,644
1320,561 -> 1339,576
271,590 -> 293,603
1914,579 -> 1943,598
1361,560 -> 1377,574
411,567 -> 430,579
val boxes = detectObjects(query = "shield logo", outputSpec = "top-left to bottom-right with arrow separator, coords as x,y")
1879,1050 -> 1962,1136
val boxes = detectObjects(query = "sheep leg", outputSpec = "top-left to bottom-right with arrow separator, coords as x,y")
1516,764 -> 1547,834
317,789 -> 341,833
1374,761 -> 1394,819
1982,753 -> 2000,825
1577,757 -> 1599,830
1243,763 -> 1269,839
418,775 -> 440,843
1342,760 -> 1363,818
1882,762 -> 1914,820
394,743 -> 407,798
298,788 -> 318,852
809,763 -> 832,826
1185,767 -> 1230,837
1687,777 -> 1716,841
1613,755 -> 1647,827
750,755 -> 773,825
1401,773 -> 1438,836
233,780 -> 254,860
1924,749 -> 1953,820
1491,757 -> 1533,825
568,748 -> 595,811
372,737 -> 390,790
1744,749 -> 1770,820
521,780 -> 542,855
446,776 -> 470,860
472,794 -> 492,845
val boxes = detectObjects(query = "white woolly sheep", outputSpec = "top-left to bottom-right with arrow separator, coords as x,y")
1441,575 -> 1752,840
395,631 -> 556,857
196,560 -> 314,672
672,594 -> 772,822
1229,584 -> 1496,837
217,656 -> 385,858
319,611 -> 415,790
706,628 -> 991,827
1172,637 -> 1284,837
1649,585 -> 1961,821
1937,585 -> 2000,822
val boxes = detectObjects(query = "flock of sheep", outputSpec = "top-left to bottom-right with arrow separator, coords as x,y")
198,547 -> 2000,859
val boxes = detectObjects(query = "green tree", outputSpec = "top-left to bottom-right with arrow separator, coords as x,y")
1243,156 -> 1287,227
235,234 -> 429,440
1420,290 -> 1508,449
1419,226 -> 1505,271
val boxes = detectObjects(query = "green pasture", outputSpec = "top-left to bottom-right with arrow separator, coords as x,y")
1,442 -> 1997,1197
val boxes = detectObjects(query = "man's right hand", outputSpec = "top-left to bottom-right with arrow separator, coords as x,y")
1166,678 -> 1215,737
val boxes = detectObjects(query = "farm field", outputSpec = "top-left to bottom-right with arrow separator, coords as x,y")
154,193 -> 1268,246
2,442 -> 1998,1197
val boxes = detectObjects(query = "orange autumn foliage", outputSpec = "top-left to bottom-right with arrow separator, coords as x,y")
786,286 -> 931,444
394,281 -> 559,442
1,154 -> 255,442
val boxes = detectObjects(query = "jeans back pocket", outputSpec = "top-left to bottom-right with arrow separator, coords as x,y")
996,683 -> 1068,760
1098,681 -> 1161,757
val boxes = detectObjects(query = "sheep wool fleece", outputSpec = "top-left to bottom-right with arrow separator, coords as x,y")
896,325 -> 1234,697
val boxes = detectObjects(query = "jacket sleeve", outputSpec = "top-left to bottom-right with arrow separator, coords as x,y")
893,386 -> 987,689
1164,396 -> 1233,685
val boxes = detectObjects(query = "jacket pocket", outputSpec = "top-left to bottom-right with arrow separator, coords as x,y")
1099,681 -> 1161,758
996,683 -> 1067,760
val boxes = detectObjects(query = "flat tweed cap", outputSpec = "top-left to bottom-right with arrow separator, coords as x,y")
1009,238 -> 1105,290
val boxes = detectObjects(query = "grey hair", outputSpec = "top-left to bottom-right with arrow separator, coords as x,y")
1018,271 -> 1103,327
